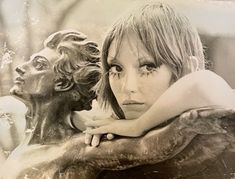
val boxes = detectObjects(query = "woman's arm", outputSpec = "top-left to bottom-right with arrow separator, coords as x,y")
137,70 -> 235,134
86,70 -> 235,136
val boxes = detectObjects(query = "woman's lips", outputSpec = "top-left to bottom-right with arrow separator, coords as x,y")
122,100 -> 144,105
122,100 -> 145,111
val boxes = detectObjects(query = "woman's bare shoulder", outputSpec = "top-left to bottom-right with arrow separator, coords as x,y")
181,70 -> 231,89
184,70 -> 221,79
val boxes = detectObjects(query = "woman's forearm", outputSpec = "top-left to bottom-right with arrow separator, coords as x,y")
137,70 -> 235,132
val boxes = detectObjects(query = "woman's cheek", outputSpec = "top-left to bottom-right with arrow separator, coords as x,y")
109,77 -> 122,98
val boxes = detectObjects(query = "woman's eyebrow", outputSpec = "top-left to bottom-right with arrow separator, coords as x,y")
107,56 -> 118,64
138,57 -> 153,63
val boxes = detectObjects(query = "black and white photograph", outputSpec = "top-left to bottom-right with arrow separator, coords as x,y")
0,0 -> 235,178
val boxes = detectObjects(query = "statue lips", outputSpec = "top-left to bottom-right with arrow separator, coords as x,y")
14,76 -> 25,84
10,76 -> 25,96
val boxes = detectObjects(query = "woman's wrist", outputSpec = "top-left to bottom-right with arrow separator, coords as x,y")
135,117 -> 146,136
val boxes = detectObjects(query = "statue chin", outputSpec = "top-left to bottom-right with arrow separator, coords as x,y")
10,85 -> 24,98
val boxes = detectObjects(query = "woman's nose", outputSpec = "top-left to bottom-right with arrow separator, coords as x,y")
122,71 -> 138,94
15,65 -> 26,76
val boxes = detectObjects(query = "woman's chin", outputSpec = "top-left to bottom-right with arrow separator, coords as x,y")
124,111 -> 143,120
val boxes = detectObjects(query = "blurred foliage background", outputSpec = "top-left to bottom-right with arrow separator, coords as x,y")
0,0 -> 235,96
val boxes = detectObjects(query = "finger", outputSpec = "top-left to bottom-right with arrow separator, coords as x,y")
84,133 -> 93,145
199,108 -> 235,118
84,127 -> 93,145
179,110 -> 198,124
107,133 -> 115,140
91,134 -> 102,147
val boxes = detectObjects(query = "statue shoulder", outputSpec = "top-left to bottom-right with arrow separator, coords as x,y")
0,96 -> 26,159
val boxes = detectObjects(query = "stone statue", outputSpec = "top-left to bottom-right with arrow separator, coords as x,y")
9,30 -> 100,145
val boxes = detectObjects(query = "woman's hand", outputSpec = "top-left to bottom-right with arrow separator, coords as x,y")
84,118 -> 144,137
84,117 -> 115,147
84,127 -> 102,147
71,111 -> 114,147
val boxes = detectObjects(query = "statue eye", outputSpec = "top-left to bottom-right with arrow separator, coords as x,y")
33,57 -> 49,71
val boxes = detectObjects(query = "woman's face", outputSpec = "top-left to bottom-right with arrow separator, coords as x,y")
108,33 -> 172,119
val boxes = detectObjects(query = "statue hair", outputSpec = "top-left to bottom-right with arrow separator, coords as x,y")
44,30 -> 101,111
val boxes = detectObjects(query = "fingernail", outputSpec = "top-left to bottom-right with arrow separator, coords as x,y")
85,139 -> 90,145
92,141 -> 99,147
107,134 -> 114,140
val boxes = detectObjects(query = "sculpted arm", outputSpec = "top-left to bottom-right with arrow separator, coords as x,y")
63,107 -> 233,170
1,114 -> 196,179
63,118 -> 196,170
2,107 -> 233,179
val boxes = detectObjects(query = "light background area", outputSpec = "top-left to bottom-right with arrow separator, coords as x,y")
0,0 -> 235,95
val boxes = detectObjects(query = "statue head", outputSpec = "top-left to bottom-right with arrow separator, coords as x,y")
10,30 -> 100,111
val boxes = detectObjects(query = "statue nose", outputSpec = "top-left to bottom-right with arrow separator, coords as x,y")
15,66 -> 25,75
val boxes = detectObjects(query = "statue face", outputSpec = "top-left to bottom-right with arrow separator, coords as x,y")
10,47 -> 59,101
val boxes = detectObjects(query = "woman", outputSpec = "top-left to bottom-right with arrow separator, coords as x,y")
84,2 -> 235,138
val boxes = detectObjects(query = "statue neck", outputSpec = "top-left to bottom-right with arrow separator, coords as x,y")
23,97 -> 76,145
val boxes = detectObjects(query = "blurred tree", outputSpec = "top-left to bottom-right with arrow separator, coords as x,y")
23,0 -> 33,62
0,0 -> 14,96
0,0 -> 84,96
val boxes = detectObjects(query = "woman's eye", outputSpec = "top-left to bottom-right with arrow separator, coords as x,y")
140,63 -> 157,74
109,65 -> 122,77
